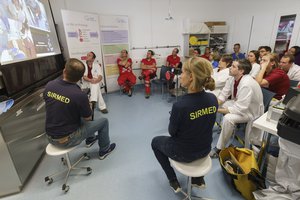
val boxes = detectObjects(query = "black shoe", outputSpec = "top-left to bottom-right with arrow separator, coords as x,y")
138,75 -> 144,80
100,109 -> 108,114
145,94 -> 150,99
85,137 -> 97,148
128,89 -> 132,97
99,143 -> 116,160
191,177 -> 206,189
169,179 -> 181,193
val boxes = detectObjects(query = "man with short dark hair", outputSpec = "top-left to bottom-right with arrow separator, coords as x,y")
232,43 -> 245,60
82,51 -> 108,114
210,59 -> 264,157
44,58 -> 116,160
258,46 -> 272,60
280,54 -> 300,81
165,48 -> 181,91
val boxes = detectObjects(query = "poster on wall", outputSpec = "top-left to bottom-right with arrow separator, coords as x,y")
99,15 -> 130,92
274,14 -> 297,54
61,9 -> 105,87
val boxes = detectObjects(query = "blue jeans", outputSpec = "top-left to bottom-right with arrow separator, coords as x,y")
48,114 -> 110,152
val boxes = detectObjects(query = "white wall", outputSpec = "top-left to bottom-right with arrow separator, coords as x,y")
49,0 -> 300,61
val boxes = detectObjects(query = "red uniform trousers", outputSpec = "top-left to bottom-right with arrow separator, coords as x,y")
118,72 -> 136,92
142,69 -> 156,94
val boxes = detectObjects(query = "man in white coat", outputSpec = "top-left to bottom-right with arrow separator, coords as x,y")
280,54 -> 300,82
82,51 -> 108,113
210,59 -> 264,157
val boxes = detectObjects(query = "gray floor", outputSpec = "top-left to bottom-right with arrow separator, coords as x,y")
4,86 -> 244,200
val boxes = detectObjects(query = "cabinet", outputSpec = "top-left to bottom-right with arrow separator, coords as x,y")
183,32 -> 228,57
0,88 -> 47,197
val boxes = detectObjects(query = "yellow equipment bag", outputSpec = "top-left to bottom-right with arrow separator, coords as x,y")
219,147 -> 266,200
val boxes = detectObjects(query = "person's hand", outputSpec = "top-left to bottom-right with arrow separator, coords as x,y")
90,78 -> 97,84
260,59 -> 269,70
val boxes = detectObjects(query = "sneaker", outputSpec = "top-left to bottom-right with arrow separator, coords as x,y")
169,179 -> 181,193
209,147 -> 221,159
99,143 -> 116,160
100,109 -> 108,114
191,177 -> 206,189
85,137 -> 97,148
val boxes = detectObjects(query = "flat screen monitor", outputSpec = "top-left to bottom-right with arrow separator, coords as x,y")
0,0 -> 61,65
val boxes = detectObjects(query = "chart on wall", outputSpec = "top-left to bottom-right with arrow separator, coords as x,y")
61,9 -> 104,80
274,14 -> 297,54
99,15 -> 130,92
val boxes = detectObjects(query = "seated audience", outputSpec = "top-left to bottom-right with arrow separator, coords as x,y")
211,54 -> 233,97
210,59 -> 264,157
44,58 -> 116,159
258,46 -> 272,60
140,50 -> 157,99
288,46 -> 300,66
117,49 -> 136,97
256,53 -> 290,100
280,54 -> 300,81
151,57 -> 217,193
165,48 -> 181,90
201,47 -> 211,60
247,50 -> 261,78
232,43 -> 245,60
82,51 -> 108,113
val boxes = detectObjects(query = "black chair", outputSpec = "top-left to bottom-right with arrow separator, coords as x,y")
261,88 -> 276,112
290,79 -> 299,87
152,66 -> 169,96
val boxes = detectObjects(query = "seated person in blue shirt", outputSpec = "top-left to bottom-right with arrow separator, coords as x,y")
232,43 -> 245,60
151,57 -> 218,193
44,58 -> 116,160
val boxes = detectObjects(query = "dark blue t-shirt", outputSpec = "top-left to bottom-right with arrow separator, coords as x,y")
44,78 -> 92,137
169,90 -> 218,156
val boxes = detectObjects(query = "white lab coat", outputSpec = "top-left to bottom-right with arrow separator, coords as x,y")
249,63 -> 261,78
211,68 -> 230,97
82,62 -> 106,110
287,63 -> 300,81
217,75 -> 264,149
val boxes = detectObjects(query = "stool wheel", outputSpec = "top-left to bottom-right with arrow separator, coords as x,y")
61,157 -> 66,165
45,176 -> 53,184
87,167 -> 92,175
62,184 -> 70,193
84,153 -> 90,160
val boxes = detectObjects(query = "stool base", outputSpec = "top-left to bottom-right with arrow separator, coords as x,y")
178,176 -> 213,200
45,152 -> 92,193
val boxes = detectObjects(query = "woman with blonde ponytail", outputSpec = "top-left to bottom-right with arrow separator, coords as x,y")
151,57 -> 218,193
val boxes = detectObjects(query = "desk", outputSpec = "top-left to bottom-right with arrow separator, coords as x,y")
253,112 -> 278,136
253,112 -> 278,172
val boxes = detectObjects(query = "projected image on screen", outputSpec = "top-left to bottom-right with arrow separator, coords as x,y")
0,0 -> 60,65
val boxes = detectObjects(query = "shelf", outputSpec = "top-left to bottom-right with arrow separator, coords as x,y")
189,45 -> 208,47
210,32 -> 227,34
183,31 -> 228,57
